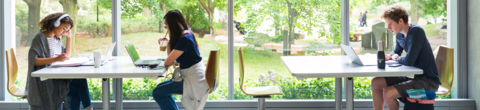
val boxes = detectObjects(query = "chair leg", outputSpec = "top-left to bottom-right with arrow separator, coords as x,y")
258,98 -> 265,110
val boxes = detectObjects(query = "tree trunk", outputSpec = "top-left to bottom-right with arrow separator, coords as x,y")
24,0 -> 42,46
284,1 -> 293,55
198,0 -> 213,35
159,2 -> 164,33
59,0 -> 79,55
208,0 -> 214,36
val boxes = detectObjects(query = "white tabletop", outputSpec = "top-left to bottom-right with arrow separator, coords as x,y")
32,56 -> 167,80
281,56 -> 423,79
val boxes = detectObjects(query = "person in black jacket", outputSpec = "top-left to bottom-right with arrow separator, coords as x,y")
362,11 -> 368,27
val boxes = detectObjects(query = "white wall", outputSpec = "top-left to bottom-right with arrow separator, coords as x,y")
467,0 -> 480,109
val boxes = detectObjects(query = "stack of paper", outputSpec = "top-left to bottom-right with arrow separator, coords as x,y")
51,57 -> 90,67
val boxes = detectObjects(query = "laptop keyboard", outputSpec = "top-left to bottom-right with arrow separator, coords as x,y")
139,60 -> 161,64
140,60 -> 152,64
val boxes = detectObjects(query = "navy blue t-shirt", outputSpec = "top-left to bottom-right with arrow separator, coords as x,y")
390,24 -> 441,85
173,33 -> 202,69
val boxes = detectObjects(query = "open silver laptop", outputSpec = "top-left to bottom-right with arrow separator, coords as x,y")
81,42 -> 116,66
340,44 -> 377,66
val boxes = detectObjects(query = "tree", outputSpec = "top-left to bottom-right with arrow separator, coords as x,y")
23,0 -> 42,46
236,0 -> 336,55
198,0 -> 227,36
98,0 -> 173,33
97,0 -> 226,35
369,0 -> 447,24
59,0 -> 79,55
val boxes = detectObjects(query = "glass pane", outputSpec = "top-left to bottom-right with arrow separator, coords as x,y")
75,0 -> 112,101
120,0 -> 228,100
13,0 -> 69,101
348,0 -> 449,99
14,0 -> 108,101
234,0 -> 342,100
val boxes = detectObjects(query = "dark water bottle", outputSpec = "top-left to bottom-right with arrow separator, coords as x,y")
377,41 -> 385,69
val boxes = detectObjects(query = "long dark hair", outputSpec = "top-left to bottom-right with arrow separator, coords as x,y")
164,10 -> 199,52
39,13 -> 74,32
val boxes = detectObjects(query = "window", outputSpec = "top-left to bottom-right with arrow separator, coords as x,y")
233,0 -> 342,100
8,0 -> 451,102
348,0 -> 449,99
14,0 -> 112,101
119,0 -> 228,100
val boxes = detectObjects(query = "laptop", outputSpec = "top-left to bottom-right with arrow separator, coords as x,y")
340,44 -> 377,66
81,42 -> 116,66
125,43 -> 164,67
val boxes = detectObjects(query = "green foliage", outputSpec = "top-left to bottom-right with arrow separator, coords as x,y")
98,0 -> 144,19
236,0 -> 342,44
368,0 -> 447,18
213,22 -> 223,30
243,32 -> 271,47
76,15 -> 111,37
418,0 -> 446,18
121,16 -> 160,34
15,3 -> 28,39
76,15 -> 160,37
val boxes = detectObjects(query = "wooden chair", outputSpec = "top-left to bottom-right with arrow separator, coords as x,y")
172,48 -> 220,108
238,47 -> 282,110
5,48 -> 25,97
205,48 -> 220,94
434,46 -> 454,95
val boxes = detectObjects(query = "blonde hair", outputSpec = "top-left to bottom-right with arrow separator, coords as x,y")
381,5 -> 409,24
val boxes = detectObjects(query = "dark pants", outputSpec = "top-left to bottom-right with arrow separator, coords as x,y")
67,79 -> 92,110
152,79 -> 184,110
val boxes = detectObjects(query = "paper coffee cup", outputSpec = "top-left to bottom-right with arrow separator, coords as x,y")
93,50 -> 102,68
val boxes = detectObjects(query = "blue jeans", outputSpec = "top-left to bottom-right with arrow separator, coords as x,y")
68,79 -> 92,110
152,79 -> 184,110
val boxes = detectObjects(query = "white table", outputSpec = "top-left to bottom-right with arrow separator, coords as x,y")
281,56 -> 422,110
32,56 -> 167,110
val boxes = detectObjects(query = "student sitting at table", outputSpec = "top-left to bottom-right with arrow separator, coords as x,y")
26,13 -> 93,110
152,10 -> 209,110
370,5 -> 441,110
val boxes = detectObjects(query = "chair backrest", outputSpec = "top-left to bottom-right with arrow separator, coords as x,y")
5,48 -> 23,97
237,47 -> 247,93
435,46 -> 454,94
205,48 -> 220,93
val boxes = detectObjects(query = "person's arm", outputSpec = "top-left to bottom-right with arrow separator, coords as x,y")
397,28 -> 426,65
34,57 -> 67,66
65,30 -> 71,58
164,50 -> 184,67
166,42 -> 171,55
390,36 -> 404,56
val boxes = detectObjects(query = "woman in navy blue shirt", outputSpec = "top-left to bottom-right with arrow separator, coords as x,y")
152,10 -> 209,110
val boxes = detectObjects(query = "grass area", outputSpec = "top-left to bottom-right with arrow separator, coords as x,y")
423,23 -> 443,38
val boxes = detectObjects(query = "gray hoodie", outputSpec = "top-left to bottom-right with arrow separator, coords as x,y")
26,31 -> 72,110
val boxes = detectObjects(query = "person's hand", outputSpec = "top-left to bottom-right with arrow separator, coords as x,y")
385,54 -> 392,60
55,54 -> 69,62
64,30 -> 71,38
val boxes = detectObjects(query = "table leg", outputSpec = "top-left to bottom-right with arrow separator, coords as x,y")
335,77 -> 342,110
102,78 -> 110,110
115,78 -> 123,110
345,77 -> 354,110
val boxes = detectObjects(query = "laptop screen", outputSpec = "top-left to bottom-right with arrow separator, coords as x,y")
126,44 -> 140,62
